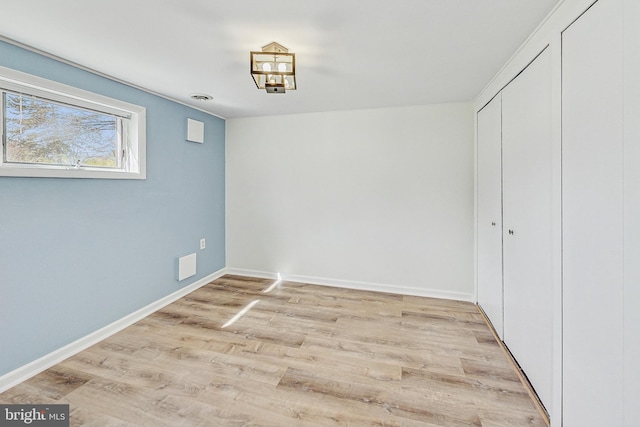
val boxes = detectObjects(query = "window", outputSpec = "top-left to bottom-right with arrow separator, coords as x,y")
0,65 -> 146,179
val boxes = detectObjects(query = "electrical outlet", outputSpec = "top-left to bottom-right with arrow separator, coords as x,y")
200,238 -> 206,250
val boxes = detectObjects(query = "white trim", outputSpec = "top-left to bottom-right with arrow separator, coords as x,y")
226,268 -> 474,302
0,268 -> 228,393
226,268 -> 280,280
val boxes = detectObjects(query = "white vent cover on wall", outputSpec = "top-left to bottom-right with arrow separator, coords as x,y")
178,253 -> 197,281
187,118 -> 204,143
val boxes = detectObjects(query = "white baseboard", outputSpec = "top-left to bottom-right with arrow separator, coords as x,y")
0,268 -> 228,394
225,268 -> 281,280
226,268 -> 474,302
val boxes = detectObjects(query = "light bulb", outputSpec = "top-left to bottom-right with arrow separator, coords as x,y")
278,63 -> 287,72
262,63 -> 272,72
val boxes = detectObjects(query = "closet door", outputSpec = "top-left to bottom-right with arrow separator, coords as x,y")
476,95 -> 503,338
501,48 -> 553,411
562,0 -> 624,425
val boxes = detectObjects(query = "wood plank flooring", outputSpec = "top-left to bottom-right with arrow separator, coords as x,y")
0,275 -> 547,426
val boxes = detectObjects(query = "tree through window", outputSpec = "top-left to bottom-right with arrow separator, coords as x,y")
4,92 -> 121,168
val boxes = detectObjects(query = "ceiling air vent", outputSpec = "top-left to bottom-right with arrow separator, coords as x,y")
189,93 -> 213,101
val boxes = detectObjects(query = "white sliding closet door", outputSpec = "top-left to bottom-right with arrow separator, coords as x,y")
501,48 -> 553,412
562,0 -> 624,425
476,95 -> 503,338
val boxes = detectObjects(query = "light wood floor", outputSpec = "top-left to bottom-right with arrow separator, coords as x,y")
0,275 -> 547,426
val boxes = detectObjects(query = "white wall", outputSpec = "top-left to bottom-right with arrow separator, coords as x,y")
226,103 -> 474,300
623,0 -> 640,423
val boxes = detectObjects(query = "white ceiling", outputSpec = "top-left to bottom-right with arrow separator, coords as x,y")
0,0 -> 561,119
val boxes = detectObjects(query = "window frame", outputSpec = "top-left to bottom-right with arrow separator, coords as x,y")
0,65 -> 146,179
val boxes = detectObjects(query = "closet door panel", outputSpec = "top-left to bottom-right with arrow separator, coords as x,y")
562,0 -> 624,424
476,95 -> 503,338
501,48 -> 553,411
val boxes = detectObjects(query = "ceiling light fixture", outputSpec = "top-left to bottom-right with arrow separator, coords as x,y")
250,42 -> 296,94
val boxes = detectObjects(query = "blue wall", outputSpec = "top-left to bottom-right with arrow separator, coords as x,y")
0,40 -> 226,376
